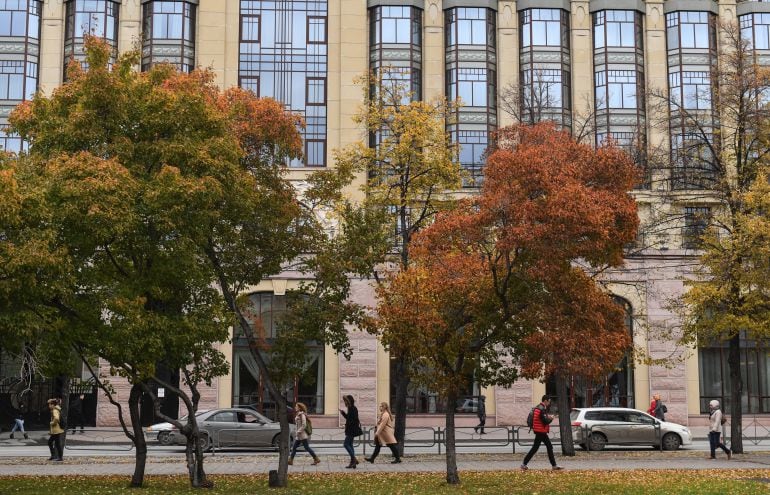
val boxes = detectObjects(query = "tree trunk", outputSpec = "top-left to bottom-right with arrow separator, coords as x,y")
728,333 -> 743,454
128,383 -> 147,488
555,373 -> 575,456
392,355 -> 410,457
444,391 -> 460,485
274,394 -> 291,487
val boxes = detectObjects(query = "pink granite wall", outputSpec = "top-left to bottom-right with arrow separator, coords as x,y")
95,359 -> 219,427
338,278 -> 379,427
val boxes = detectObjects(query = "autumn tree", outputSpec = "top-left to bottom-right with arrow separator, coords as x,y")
1,36 -> 352,489
336,69 -> 462,453
377,123 -> 638,484
643,21 -> 770,454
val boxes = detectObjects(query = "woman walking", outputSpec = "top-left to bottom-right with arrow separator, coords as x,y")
340,395 -> 363,468
365,402 -> 401,464
47,398 -> 64,461
288,402 -> 320,466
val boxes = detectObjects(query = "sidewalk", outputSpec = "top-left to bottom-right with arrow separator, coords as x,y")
0,451 -> 768,476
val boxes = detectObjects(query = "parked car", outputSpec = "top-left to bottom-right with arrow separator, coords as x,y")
147,407 -> 295,451
570,407 -> 692,451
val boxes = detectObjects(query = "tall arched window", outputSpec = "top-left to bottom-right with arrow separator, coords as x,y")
232,292 -> 325,417
547,296 -> 635,409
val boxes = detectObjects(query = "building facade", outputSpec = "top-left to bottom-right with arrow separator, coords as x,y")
2,0 -> 770,429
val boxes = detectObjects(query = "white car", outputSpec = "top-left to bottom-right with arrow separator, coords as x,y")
570,407 -> 692,450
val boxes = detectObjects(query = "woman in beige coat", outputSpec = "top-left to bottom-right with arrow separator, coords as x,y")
365,402 -> 401,464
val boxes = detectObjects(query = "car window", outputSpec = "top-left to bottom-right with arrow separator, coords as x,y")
584,411 -> 602,420
209,411 -> 236,423
570,409 -> 580,421
240,412 -> 262,424
626,412 -> 646,423
599,411 -> 628,422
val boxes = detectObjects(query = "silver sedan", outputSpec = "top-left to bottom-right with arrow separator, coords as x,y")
147,407 -> 295,451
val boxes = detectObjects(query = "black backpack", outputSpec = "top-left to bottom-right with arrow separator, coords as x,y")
526,406 -> 538,429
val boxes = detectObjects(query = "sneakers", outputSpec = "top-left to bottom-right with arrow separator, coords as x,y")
552,466 -> 564,471
520,464 -> 528,471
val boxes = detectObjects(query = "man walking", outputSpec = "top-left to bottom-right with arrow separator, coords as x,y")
474,395 -> 486,434
521,395 -> 563,471
69,394 -> 86,434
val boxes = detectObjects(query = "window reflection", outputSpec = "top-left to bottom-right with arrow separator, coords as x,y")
64,0 -> 120,77
142,1 -> 196,72
239,1 -> 328,167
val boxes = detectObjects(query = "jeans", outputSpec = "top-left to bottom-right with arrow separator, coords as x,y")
343,434 -> 355,460
523,432 -> 556,467
10,419 -> 24,433
48,433 -> 63,460
290,438 -> 317,459
708,431 -> 730,457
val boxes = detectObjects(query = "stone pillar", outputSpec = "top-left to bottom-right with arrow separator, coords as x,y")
424,0 -> 444,101
39,0 -> 65,94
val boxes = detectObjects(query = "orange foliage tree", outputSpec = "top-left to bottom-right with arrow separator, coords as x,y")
376,123 -> 639,484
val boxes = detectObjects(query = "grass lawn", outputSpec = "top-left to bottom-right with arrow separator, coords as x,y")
0,471 -> 769,494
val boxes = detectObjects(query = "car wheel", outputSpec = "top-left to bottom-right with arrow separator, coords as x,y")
661,433 -> 681,451
588,432 -> 607,451
157,431 -> 173,446
197,433 -> 211,452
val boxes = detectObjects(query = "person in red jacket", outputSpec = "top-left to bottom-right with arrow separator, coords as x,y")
521,396 -> 563,471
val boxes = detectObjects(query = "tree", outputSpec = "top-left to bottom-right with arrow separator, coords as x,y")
2,37 -> 318,488
377,123 -> 638,484
646,21 -> 770,454
335,69 -> 462,454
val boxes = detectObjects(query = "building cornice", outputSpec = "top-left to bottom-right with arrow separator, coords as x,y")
444,0 -> 498,10
663,0 -> 719,15
367,0 -> 425,8
589,0 -> 646,14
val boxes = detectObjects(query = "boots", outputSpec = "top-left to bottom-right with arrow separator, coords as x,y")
312,456 -> 321,465
346,457 -> 359,469
23,433 -> 28,439
9,433 -> 13,439
287,458 -> 293,466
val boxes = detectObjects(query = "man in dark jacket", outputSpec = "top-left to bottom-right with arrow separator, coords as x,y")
474,395 -> 487,434
69,394 -> 86,434
521,396 -> 563,471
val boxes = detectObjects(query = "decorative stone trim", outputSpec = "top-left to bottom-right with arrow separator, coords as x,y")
663,0 -> 718,15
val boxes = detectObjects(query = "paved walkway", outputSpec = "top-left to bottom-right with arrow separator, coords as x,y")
0,451 -> 768,476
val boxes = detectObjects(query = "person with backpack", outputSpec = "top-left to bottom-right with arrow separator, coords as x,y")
647,393 -> 667,421
708,400 -> 731,460
521,395 -> 563,471
340,394 -> 363,469
288,402 -> 320,466
365,402 -> 401,464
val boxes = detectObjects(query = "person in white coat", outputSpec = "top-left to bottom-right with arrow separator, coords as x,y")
708,400 -> 731,460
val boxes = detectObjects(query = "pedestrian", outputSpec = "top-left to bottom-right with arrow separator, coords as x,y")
521,395 -> 563,471
69,394 -> 86,434
340,395 -> 363,469
474,395 -> 486,434
288,402 -> 320,466
708,399 -> 731,460
365,402 -> 401,464
647,393 -> 666,421
47,398 -> 64,462
9,405 -> 28,440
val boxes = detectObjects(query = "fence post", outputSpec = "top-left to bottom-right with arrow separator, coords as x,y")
436,427 -> 443,455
